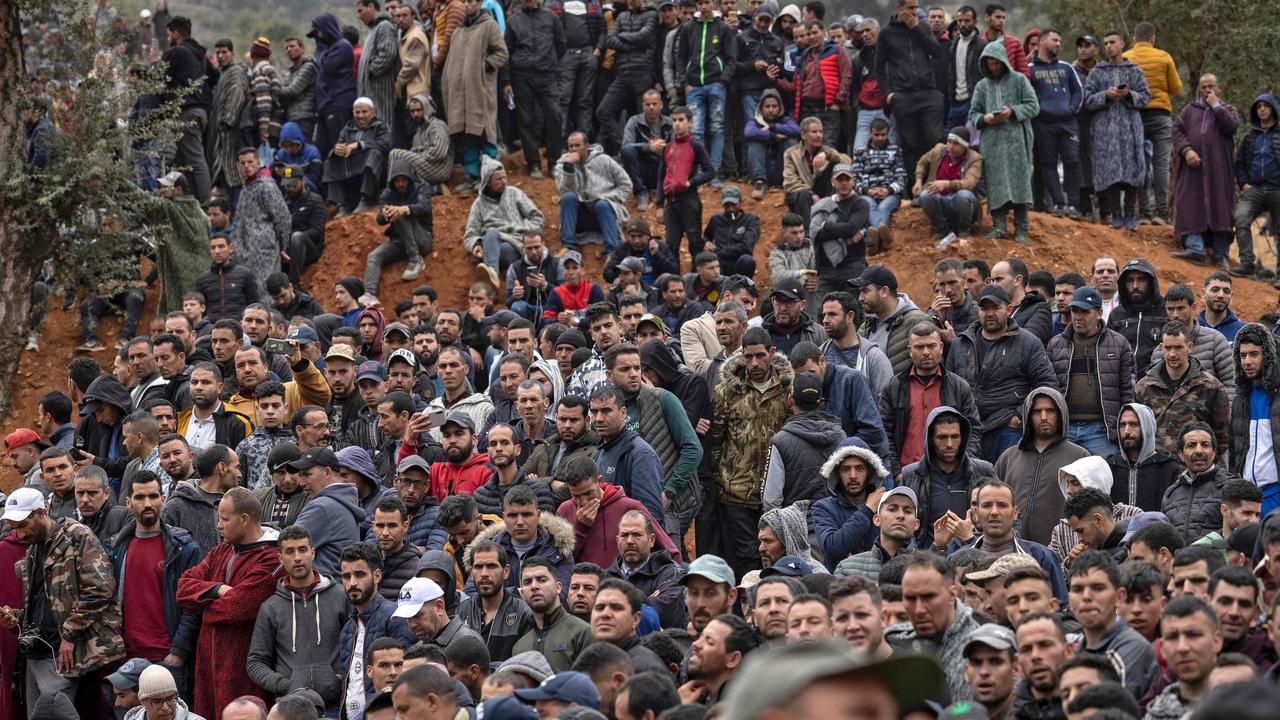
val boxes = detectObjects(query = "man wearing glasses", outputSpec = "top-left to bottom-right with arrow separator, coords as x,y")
396,455 -> 449,550
133,664 -> 201,719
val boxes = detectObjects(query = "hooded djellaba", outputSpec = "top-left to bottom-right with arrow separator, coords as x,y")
389,94 -> 454,185
759,501 -> 829,575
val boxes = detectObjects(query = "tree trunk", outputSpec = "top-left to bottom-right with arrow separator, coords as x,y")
0,0 -> 48,425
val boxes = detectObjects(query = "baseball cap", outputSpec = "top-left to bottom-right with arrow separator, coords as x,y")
442,411 -> 476,433
1069,286 -> 1103,311
280,164 -> 307,184
1076,34 -> 1099,47
721,185 -> 742,205
356,360 -> 387,383
515,672 -> 601,709
792,372 -> 823,405
483,309 -> 520,327
386,347 -> 418,369
383,321 -> 412,340
832,163 -> 855,179
679,554 -> 736,587
267,443 -> 302,473
726,640 -> 946,719
392,577 -> 445,618
561,250 -> 584,267
285,446 -> 340,472
616,256 -> 646,274
636,314 -> 669,337
1123,511 -> 1171,542
478,696 -> 539,720
940,701 -> 991,720
848,264 -> 898,291
106,658 -> 153,690
5,428 -> 49,452
877,486 -> 918,513
325,343 -> 358,363
963,623 -> 1016,654
287,326 -> 319,345
760,554 -> 812,578
976,284 -> 1010,306
397,454 -> 431,475
1,487 -> 46,522
624,217 -> 650,236
157,171 -> 189,192
964,553 -> 1040,582
771,275 -> 806,301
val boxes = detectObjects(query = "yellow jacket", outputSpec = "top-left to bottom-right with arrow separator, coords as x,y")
223,359 -> 332,425
1123,42 -> 1182,113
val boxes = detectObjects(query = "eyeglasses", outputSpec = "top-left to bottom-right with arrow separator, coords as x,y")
397,476 -> 430,488
298,421 -> 330,430
142,694 -> 178,707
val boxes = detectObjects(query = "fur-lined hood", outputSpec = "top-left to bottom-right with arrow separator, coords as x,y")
1235,322 -> 1280,393
462,511 -> 576,570
719,350 -> 795,394
820,439 -> 889,498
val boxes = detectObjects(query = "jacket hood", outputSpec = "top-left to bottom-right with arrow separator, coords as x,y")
271,573 -> 339,653
530,357 -> 563,412
409,93 -> 436,117
33,692 -> 81,719
757,0 -> 780,19
780,411 -> 846,449
1057,456 -> 1114,497
979,38 -> 1015,78
469,511 -> 577,565
1251,94 -> 1280,129
311,13 -> 343,43
755,88 -> 785,125
1117,402 -> 1160,464
1234,323 -> 1280,393
921,405 -> 973,468
84,374 -> 133,414
357,306 -> 386,358
388,155 -> 418,187
335,445 -> 382,488
1017,386 -> 1069,448
280,121 -> 308,145
760,500 -> 816,558
171,480 -> 221,507
418,549 -> 461,613
639,338 -> 684,387
315,482 -> 365,524
720,350 -> 795,393
1117,258 -> 1161,312
820,438 -> 889,497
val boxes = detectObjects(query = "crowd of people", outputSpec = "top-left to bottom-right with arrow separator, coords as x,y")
14,0 -> 1280,719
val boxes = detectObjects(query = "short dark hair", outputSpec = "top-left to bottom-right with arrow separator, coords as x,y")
619,672 -> 680,718
572,562 -> 605,579
1059,652 -> 1121,684
803,1 -> 824,19
265,272 -> 292,296
413,285 -> 437,301
279,524 -> 313,546
962,258 -> 990,280
167,16 -> 192,35
1119,559 -> 1165,597
38,391 -> 72,424
1130,521 -> 1185,555
1222,478 -> 1263,506
741,326 -> 772,351
1178,420 -> 1214,449
213,38 -> 234,51
1002,565 -> 1050,590
289,404 -> 326,432
904,551 -> 954,581
788,341 -> 822,369
255,380 -> 286,402
1062,488 -> 1114,521
393,665 -> 456,705
589,382 -> 626,409
1208,565 -> 1260,600
444,634 -> 490,675
1014,611 -> 1067,638
983,3 -> 1006,16
598,577 -> 646,614
521,555 -> 559,579
1162,595 -> 1219,629
781,212 -> 805,228
1066,681 -> 1140,718
68,357 -> 102,393
212,318 -> 244,340
438,495 -> 478,527
1134,21 -> 1155,40
502,485 -> 539,512
1066,550 -> 1121,588
671,105 -> 692,121
1204,271 -> 1232,287
194,444 -> 232,478
379,391 -> 416,417
604,342 -> 640,370
827,575 -> 881,605
571,642 -> 633,680
585,302 -> 619,327
374,495 -> 409,521
340,541 -> 383,573
1173,545 -> 1225,575
1055,272 -> 1087,289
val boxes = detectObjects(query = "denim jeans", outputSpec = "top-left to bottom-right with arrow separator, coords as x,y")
560,193 -> 621,254
687,83 -> 726,172
919,189 -> 978,232
481,229 -> 520,272
853,108 -> 898,151
365,221 -> 432,293
860,194 -> 901,227
741,94 -> 762,125
946,100 -> 970,130
1067,421 -> 1118,458
981,424 -> 1021,463
745,138 -> 796,185
1183,232 -> 1232,260
509,300 -> 540,323
620,145 -> 661,195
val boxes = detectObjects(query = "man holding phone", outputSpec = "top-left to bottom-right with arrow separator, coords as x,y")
224,340 -> 332,423
505,231 -> 562,325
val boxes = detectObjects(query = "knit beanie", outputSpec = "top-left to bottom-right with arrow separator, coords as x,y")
760,500 -> 815,558
500,651 -> 554,684
336,275 -> 365,302
250,36 -> 272,59
137,665 -> 177,700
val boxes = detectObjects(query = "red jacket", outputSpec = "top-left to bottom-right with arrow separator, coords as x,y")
986,31 -> 1030,77
783,41 -> 852,117
555,483 -> 683,568
177,532 -> 281,718
430,453 -> 493,503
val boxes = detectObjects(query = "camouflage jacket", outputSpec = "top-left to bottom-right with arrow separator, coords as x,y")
15,517 -> 125,676
709,352 -> 794,507
1134,356 -> 1231,455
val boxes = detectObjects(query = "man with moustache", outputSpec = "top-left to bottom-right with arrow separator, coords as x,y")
1012,613 -> 1073,720
457,541 -> 534,662
681,614 -> 758,706
335,542 -> 416,720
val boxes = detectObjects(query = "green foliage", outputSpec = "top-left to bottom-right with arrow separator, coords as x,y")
1039,0 -> 1280,117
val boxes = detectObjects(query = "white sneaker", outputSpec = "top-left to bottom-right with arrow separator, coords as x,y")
358,293 -> 381,307
402,256 -> 425,281
25,334 -> 38,351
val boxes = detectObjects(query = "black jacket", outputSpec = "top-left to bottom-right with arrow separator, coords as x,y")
472,471 -> 555,517
162,37 -> 215,111
874,16 -> 944,97
1011,291 -> 1053,346
75,375 -> 134,485
945,30 -> 987,104
379,542 -> 423,601
194,261 -> 261,322
1107,258 -> 1168,380
703,210 -> 760,267
761,311 -> 827,357
675,16 -> 737,88
944,319 -> 1059,433
736,26 -> 786,95
604,549 -> 687,629
506,6 -> 566,73
276,290 -> 325,320
286,189 -> 327,247
879,367 -> 983,477
603,5 -> 659,76
764,411 -> 846,508
506,253 -> 563,309
899,406 -> 997,548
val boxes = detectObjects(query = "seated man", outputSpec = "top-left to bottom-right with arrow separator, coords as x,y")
703,186 -> 761,278
506,231 -> 563,324
782,116 -> 850,223
280,164 -> 327,284
555,131 -> 632,256
273,121 -> 322,192
77,216 -> 149,351
913,127 -> 984,240
851,117 -> 906,238
321,97 -> 391,216
744,89 -> 801,200
365,159 -> 434,305
544,251 -> 605,328
683,252 -> 727,307
619,90 -> 673,212
602,218 -> 680,287
389,94 -> 454,188
265,273 -> 325,321
464,156 -> 545,288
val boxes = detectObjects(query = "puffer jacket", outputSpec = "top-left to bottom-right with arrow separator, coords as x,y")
506,3 -> 565,73
709,351 -> 795,507
463,155 -> 545,255
1107,258 -> 1169,379
860,294 -> 932,376
472,471 -> 556,516
993,387 -> 1090,546
1161,464 -> 1232,545
812,440 -> 890,570
899,406 -> 997,549
279,55 -> 318,124
762,410 -> 847,511
1106,402 -> 1183,512
193,261 -> 261,322
334,592 -> 417,690
466,513 -> 577,594
945,318 -> 1059,433
637,340 -> 709,513
379,542 -> 423,600
604,548 -> 687,629
880,368 -> 983,477
1149,323 -> 1236,402
524,427 -> 599,506
1047,324 -> 1135,441
1231,324 -> 1280,481
1012,292 -> 1053,346
602,4 -> 658,76
246,575 -> 347,705
1134,356 -> 1232,455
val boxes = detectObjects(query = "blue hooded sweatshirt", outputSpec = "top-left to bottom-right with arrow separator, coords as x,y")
294,481 -> 365,578
309,14 -> 356,114
273,122 -> 323,191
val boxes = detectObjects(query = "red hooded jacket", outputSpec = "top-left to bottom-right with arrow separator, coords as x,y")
430,452 -> 493,503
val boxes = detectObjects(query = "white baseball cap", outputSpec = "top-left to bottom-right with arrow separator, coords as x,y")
2,487 -> 46,522
392,577 -> 444,618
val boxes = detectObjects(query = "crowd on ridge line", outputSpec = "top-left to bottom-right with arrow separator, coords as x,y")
16,1 -> 1280,720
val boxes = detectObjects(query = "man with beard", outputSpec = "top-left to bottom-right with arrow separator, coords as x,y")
120,412 -> 170,501
829,577 -> 892,658
681,614 -> 758,706
162,443 -> 241,553
415,346 -> 494,448
603,510 -> 686,629
394,575 -> 484,653
279,167 -> 327,284
524,397 -> 598,506
457,541 -> 534,662
1198,273 -> 1245,342
427,412 -> 492,502
812,440 -> 888,571
158,434 -> 196,490
324,343 -> 363,449
177,362 -> 252,451
152,333 -> 192,411
1066,550 -> 1158,698
512,557 -> 592,671
111,471 -> 203,695
820,291 -> 892,394
126,337 -> 168,409
1145,597 -> 1223,719
679,554 -> 737,640
1108,258 -> 1169,378
472,423 -> 553,517
955,624 -> 1018,720
1105,403 -> 1181,512
1012,613 -> 1073,720
336,541 -> 417,720
566,563 -> 605,625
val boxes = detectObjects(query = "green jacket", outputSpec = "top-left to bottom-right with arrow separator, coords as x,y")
709,351 -> 794,507
157,195 -> 212,313
969,41 -> 1039,208
510,604 -> 593,672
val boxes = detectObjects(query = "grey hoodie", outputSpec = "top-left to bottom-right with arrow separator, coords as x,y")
294,482 -> 365,578
246,575 -> 348,706
1105,402 -> 1182,511
160,480 -> 224,553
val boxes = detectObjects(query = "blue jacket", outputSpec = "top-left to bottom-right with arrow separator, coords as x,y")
812,441 -> 889,570
310,14 -> 357,114
592,429 -> 667,520
110,522 -> 205,662
406,499 -> 449,550
273,122 -> 323,192
335,593 -> 418,685
295,482 -> 365,578
1237,94 -> 1280,188
1198,309 -> 1246,344
1029,55 -> 1083,122
822,363 -> 890,457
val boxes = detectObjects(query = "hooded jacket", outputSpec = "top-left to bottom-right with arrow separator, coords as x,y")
1161,463 -> 1231,545
406,496 -> 449,551
1047,322 -> 1135,441
76,374 -> 134,486
709,351 -> 795,507
993,387 -> 1090,546
880,368 -> 983,477
812,441 -> 889,570
819,362 -> 890,455
1231,323 -> 1280,486
556,483 -> 682,569
1107,258 -> 1169,379
463,156 -> 545,254
379,541 -> 423,602
945,316 -> 1059,434
310,14 -> 357,113
1047,456 -> 1143,561
524,427 -> 600,506
419,549 -> 466,615
1236,94 -> 1280,188
429,452 -> 493,504
294,482 -> 364,578
246,575 -> 348,705
274,122 -> 323,190
377,156 -> 434,239
635,341 -> 707,511
1105,402 -> 1183,512
899,406 -> 998,549
762,410 -> 847,511
390,93 -> 453,185
110,521 -> 204,663
554,143 -> 632,236
161,481 -> 225,554
604,548 -> 687,629
1134,355 -> 1231,456
468,512 -> 578,594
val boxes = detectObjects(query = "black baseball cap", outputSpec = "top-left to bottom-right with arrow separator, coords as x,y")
285,446 -> 340,471
793,372 -> 823,405
848,264 -> 898,291
1076,34 -> 1099,47
770,276 -> 806,301
976,284 -> 1010,306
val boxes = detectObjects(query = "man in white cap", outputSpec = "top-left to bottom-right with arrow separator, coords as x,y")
132,663 -> 206,719
393,576 -> 483,652
835,486 -> 919,579
322,96 -> 391,216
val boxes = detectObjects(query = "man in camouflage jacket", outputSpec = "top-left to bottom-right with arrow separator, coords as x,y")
1135,353 -> 1231,456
